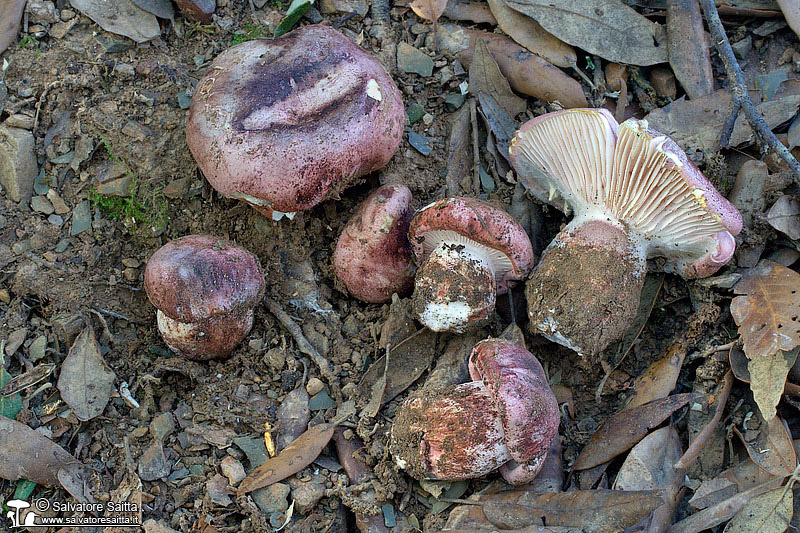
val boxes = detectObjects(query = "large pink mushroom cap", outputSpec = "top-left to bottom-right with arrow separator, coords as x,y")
333,184 -> 415,303
408,198 -> 535,332
509,109 -> 742,358
186,24 -> 405,220
144,235 -> 265,360
390,339 -> 559,485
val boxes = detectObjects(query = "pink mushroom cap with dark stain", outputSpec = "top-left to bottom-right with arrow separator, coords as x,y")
185,25 -> 405,221
333,183 -> 415,303
390,339 -> 559,485
144,235 -> 265,360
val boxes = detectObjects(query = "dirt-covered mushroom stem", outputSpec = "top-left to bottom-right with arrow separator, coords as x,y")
144,235 -> 265,360
390,339 -> 559,485
509,109 -> 742,358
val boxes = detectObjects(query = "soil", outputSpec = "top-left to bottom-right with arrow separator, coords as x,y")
1,2 -> 799,533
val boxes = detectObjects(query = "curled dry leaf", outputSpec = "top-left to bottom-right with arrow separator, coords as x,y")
443,0 -> 498,24
480,489 -> 665,532
731,261 -> 800,359
690,458 -> 777,510
56,327 -> 116,422
1,363 -> 55,396
734,416 -> 796,478
0,416 -> 76,487
276,385 -> 310,452
469,39 -> 527,117
767,195 -> 800,240
410,0 -> 447,22
573,393 -> 699,470
504,0 -> 668,66
237,422 -> 335,495
723,486 -> 793,533
777,0 -> 800,41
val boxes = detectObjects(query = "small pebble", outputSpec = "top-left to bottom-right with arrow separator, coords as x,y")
220,456 -> 246,486
122,258 -> 140,268
47,214 -> 63,226
306,377 -> 324,396
123,267 -> 138,281
0,288 -> 10,304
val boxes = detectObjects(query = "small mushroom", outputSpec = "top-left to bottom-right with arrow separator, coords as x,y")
509,109 -> 742,358
390,339 -> 559,485
144,235 -> 265,360
333,184 -> 415,303
407,198 -> 535,332
185,25 -> 405,220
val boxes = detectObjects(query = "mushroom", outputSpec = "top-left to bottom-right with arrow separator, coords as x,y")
509,109 -> 742,358
408,198 -> 535,333
333,183 -> 415,303
185,24 -> 405,220
144,235 -> 265,360
390,338 -> 559,485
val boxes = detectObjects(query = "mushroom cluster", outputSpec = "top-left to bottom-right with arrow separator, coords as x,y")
509,109 -> 742,358
390,338 -> 559,485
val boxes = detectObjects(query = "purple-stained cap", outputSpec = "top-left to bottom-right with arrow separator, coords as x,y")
509,109 -> 743,278
144,235 -> 265,323
186,25 -> 405,219
408,197 -> 535,294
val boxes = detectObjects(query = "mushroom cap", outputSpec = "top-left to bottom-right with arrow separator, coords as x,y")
408,197 -> 535,293
186,24 -> 405,215
333,184 -> 414,303
468,339 -> 559,470
144,235 -> 265,323
509,109 -> 743,278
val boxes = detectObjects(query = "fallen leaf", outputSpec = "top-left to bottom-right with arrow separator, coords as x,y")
613,426 -> 682,491
624,342 -> 685,409
274,0 -> 312,38
238,422 -> 335,495
731,261 -> 800,359
767,195 -> 800,240
690,458 -> 777,510
276,386 -> 310,452
788,113 -> 800,149
723,487 -> 793,532
481,489 -> 665,532
504,0 -> 668,66
0,367 -> 22,420
486,0 -> 575,68
410,0 -> 447,22
666,0 -> 714,99
0,0 -> 26,54
56,327 -> 116,422
1,363 -> 55,396
735,416 -> 796,477
778,0 -> 800,41
644,89 -> 800,153
206,474 -> 233,506
437,23 -> 588,108
0,416 -> 76,486
573,393 -> 699,470
477,92 -> 517,167
469,39 -> 527,117
748,349 -> 798,420
58,462 -> 95,505
69,0 -> 161,43
443,0 -> 497,24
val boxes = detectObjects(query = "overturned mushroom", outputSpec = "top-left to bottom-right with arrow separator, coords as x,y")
333,184 -> 415,303
144,235 -> 265,360
186,25 -> 405,220
509,109 -> 742,358
408,198 -> 535,333
390,339 -> 559,485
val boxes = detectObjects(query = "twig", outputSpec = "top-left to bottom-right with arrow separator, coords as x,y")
469,98 -> 481,195
699,0 -> 800,183
263,297 -> 341,401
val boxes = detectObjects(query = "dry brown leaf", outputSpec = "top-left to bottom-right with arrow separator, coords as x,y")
481,489 -> 664,532
486,0 -> 575,68
443,0 -> 498,24
723,487 -> 793,532
469,39 -> 527,117
666,0 -> 714,99
690,458 -> 777,511
736,416 -> 796,477
748,349 -> 798,420
0,416 -> 76,486
504,0 -> 668,66
56,327 -> 116,422
438,23 -> 587,108
275,385 -> 310,452
624,343 -> 686,409
613,426 -> 683,491
237,422 -> 335,495
410,0 -> 447,22
767,195 -> 800,240
573,393 -> 699,470
731,261 -> 800,358
1,363 -> 55,396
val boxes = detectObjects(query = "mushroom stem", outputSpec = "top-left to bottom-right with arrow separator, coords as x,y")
526,217 -> 647,358
412,242 -> 497,333
156,308 -> 255,360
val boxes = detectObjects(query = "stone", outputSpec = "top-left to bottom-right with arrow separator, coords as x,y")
150,412 -> 176,441
252,482 -> 290,515
729,160 -> 767,228
123,267 -> 138,281
138,441 -> 170,481
27,0 -> 60,24
731,36 -> 752,60
233,437 -> 269,468
265,347 -> 286,372
206,474 -> 233,506
28,335 -> 47,362
306,377 -> 324,396
220,455 -> 246,486
319,0 -> 368,15
47,214 -> 63,227
122,258 -> 140,268
650,68 -> 676,100
408,132 -> 433,156
122,120 -> 151,141
289,476 -> 326,514
47,189 -> 69,214
0,126 -> 37,204
605,62 -> 626,92
174,0 -> 215,23
178,91 -> 192,110
308,389 -> 335,411
93,159 -> 132,196
71,201 -> 92,235
406,102 -> 424,124
397,42 -> 434,77
30,195 -> 54,214
163,178 -> 189,199
143,519 -> 180,533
